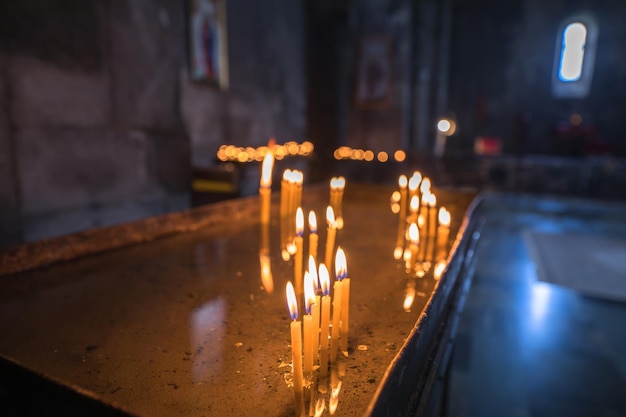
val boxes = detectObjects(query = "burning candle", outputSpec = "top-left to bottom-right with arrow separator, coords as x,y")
425,193 -> 437,263
324,206 -> 337,273
336,247 -> 350,354
259,151 -> 274,224
420,177 -> 431,196
408,171 -> 422,202
407,223 -> 419,272
280,169 -> 291,219
293,170 -> 304,219
286,281 -> 305,417
330,251 -> 343,363
436,207 -> 451,261
395,175 -> 408,259
308,211 -> 318,262
294,207 -> 304,298
409,194 -> 420,225
308,256 -> 321,365
303,272 -> 315,376
319,264 -> 331,377
330,177 -> 345,230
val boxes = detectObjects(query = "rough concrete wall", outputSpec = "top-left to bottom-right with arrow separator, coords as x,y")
449,0 -> 626,155
0,0 -> 191,243
182,0 -> 306,167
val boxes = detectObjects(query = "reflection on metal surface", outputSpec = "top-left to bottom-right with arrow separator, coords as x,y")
190,297 -> 226,382
530,281 -> 552,327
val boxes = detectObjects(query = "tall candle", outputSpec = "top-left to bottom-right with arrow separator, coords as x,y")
408,194 -> 420,225
286,282 -> 305,417
329,177 -> 338,210
280,169 -> 291,219
308,256 -> 321,364
408,171 -> 422,203
436,207 -> 451,261
303,272 -> 315,376
426,194 -> 437,263
294,207 -> 304,298
395,175 -> 408,259
259,151 -> 274,224
420,177 -> 431,196
293,170 -> 303,218
308,211 -> 318,261
336,247 -> 350,354
318,264 -> 331,377
330,252 -> 343,363
334,177 -> 346,230
407,223 -> 419,272
324,206 -> 337,274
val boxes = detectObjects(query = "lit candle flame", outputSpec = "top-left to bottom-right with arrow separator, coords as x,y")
286,281 -> 298,321
335,247 -> 347,280
420,177 -> 431,194
293,170 -> 304,185
282,168 -> 291,181
410,195 -> 419,213
427,193 -> 437,208
304,272 -> 315,314
308,210 -> 317,233
423,191 -> 436,207
260,151 -> 274,188
409,223 -> 419,245
438,207 -> 451,227
394,246 -> 404,260
330,177 -> 345,190
319,264 -> 331,296
308,255 -> 319,293
398,174 -> 407,188
296,207 -> 304,236
326,206 -> 335,227
409,171 -> 422,190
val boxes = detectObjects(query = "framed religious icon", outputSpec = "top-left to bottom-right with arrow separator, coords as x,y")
354,36 -> 392,110
188,0 -> 229,89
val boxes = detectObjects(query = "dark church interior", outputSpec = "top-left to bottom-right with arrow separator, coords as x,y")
1,1 -> 626,416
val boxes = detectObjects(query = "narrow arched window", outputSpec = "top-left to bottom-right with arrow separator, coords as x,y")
552,15 -> 598,98
558,22 -> 587,82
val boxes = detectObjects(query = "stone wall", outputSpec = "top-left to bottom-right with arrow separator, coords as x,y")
0,0 -> 306,246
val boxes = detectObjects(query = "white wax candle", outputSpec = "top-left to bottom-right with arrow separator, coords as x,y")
286,282 -> 304,417
324,206 -> 337,273
294,208 -> 304,298
318,264 -> 331,377
336,247 -> 350,354
308,210 -> 318,262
